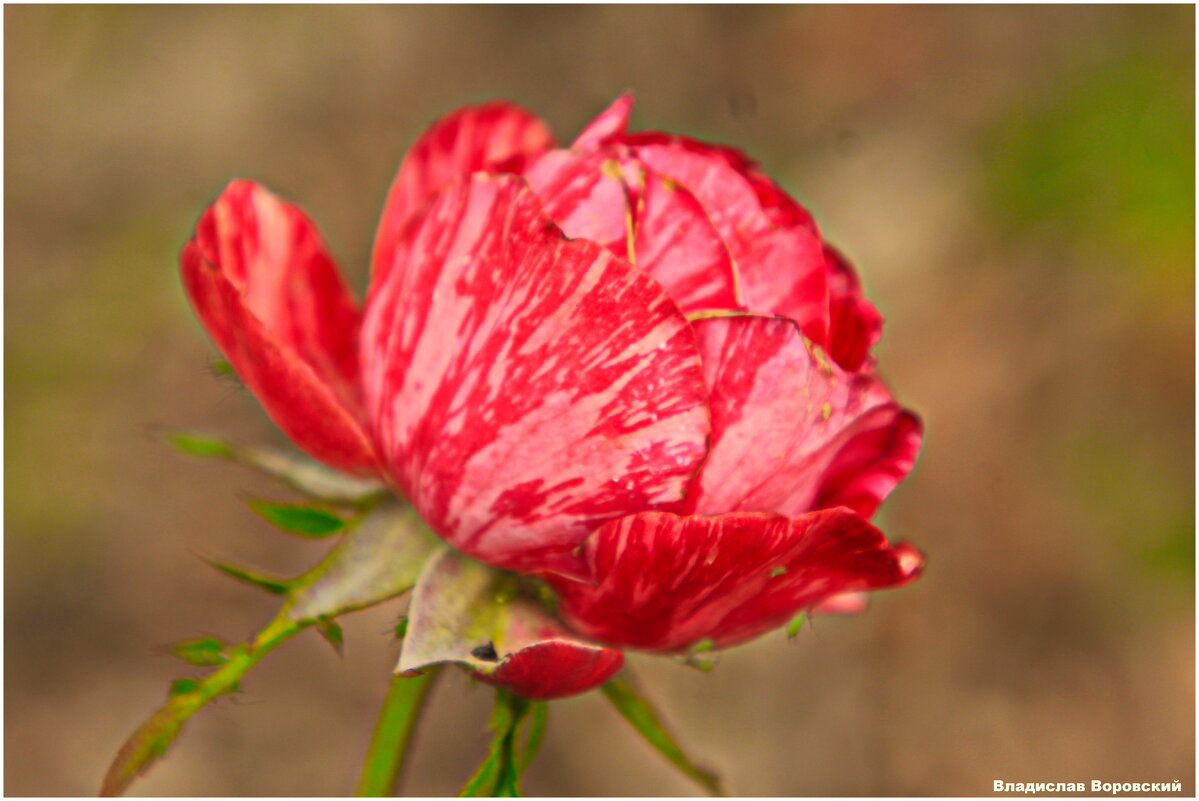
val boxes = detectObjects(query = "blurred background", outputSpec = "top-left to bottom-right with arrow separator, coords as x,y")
5,5 -> 1194,796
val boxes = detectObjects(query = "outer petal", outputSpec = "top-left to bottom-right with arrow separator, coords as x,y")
619,132 -> 829,341
686,314 -> 920,519
523,148 -> 740,311
571,92 -> 635,150
399,549 -> 624,700
371,101 -> 554,285
181,180 -> 378,475
552,509 -> 923,652
825,245 -> 884,372
361,173 -> 711,578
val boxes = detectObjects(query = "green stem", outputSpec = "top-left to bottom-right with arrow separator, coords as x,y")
100,614 -> 303,796
601,675 -> 726,797
356,667 -> 439,796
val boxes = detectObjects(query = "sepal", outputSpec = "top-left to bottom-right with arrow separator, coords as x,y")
398,549 -> 623,700
162,429 -> 386,505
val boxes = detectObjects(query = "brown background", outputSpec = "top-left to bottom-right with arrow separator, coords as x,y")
6,5 -> 1194,796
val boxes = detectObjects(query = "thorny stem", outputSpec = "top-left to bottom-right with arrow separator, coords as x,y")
356,667 -> 440,796
100,614 -> 304,796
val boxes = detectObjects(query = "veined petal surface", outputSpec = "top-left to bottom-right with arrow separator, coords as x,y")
372,101 -> 554,285
181,180 -> 377,474
686,314 -> 920,518
362,174 -> 711,577
553,509 -> 923,652
523,148 -> 740,311
619,132 -> 829,342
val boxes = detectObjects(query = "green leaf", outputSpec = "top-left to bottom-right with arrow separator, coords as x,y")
168,678 -> 200,697
165,432 -> 233,458
602,675 -> 725,796
315,617 -> 344,656
786,612 -> 807,639
249,500 -> 346,537
167,637 -> 228,667
210,358 -> 235,378
394,616 -> 409,639
202,557 -> 292,595
460,688 -> 533,797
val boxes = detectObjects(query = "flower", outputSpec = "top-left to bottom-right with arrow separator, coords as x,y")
181,94 -> 923,698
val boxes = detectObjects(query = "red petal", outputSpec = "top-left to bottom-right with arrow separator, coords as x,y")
361,174 -> 711,578
686,314 -> 919,519
620,132 -> 829,341
479,641 -> 625,700
825,245 -> 884,372
181,181 -> 378,475
371,102 -> 554,286
812,406 -> 922,518
399,548 -> 623,700
811,591 -> 868,616
571,92 -> 635,150
553,509 -> 923,652
523,148 -> 740,311
634,169 -> 742,311
522,148 -> 637,257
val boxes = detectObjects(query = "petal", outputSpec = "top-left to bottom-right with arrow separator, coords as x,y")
620,132 -> 829,341
479,641 -> 626,701
399,548 -> 623,700
686,314 -> 919,518
522,148 -> 740,311
634,169 -> 742,311
552,509 -> 923,652
825,245 -> 884,372
811,406 -> 922,519
372,101 -> 554,285
361,173 -> 711,578
571,92 -> 635,150
811,591 -> 869,616
522,148 -> 636,257
181,181 -> 378,475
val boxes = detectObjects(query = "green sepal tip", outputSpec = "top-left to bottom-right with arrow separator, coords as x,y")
201,557 -> 293,595
248,500 -> 347,537
164,432 -> 234,459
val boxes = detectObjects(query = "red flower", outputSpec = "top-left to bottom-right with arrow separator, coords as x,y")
181,94 -> 923,699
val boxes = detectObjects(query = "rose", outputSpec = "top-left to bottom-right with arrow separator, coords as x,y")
181,94 -> 923,699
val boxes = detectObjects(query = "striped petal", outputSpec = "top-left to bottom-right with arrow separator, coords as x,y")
571,92 -> 635,150
552,509 -> 923,652
523,148 -> 740,311
181,180 -> 378,475
371,101 -> 554,286
399,549 -> 623,700
362,173 -> 711,578
620,132 -> 829,342
686,314 -> 920,519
